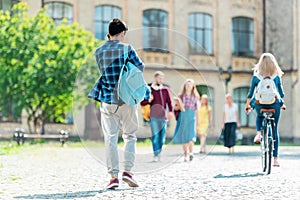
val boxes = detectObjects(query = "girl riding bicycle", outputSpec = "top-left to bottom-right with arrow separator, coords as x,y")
245,53 -> 286,167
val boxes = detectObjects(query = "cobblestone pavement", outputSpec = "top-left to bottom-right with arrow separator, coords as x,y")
1,144 -> 300,200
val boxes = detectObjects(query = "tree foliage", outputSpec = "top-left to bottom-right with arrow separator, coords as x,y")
0,3 -> 98,133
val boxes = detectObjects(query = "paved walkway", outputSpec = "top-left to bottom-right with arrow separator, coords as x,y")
1,144 -> 300,199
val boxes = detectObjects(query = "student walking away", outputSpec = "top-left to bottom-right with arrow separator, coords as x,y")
172,79 -> 199,162
141,71 -> 173,162
222,94 -> 240,154
245,53 -> 286,167
197,94 -> 213,154
88,18 -> 147,189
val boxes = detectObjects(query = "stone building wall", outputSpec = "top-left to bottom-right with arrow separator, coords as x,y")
8,0 -> 300,143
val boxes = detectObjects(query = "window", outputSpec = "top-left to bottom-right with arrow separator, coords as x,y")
65,112 -> 73,124
196,85 -> 214,120
143,9 -> 168,52
233,87 -> 256,127
188,13 -> 213,55
45,2 -> 73,26
232,17 -> 254,57
94,5 -> 122,40
0,0 -> 19,12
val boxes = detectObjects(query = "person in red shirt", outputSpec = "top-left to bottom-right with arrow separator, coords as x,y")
141,71 -> 173,162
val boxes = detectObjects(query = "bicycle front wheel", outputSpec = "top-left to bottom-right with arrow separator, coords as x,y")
265,126 -> 273,175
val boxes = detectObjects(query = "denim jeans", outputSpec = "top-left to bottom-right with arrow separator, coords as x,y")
100,103 -> 138,177
255,102 -> 281,157
150,117 -> 167,156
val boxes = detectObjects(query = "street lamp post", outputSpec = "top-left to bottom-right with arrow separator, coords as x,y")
225,65 -> 232,93
219,65 -> 233,94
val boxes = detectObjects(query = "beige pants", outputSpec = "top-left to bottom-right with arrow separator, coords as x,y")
100,102 -> 138,177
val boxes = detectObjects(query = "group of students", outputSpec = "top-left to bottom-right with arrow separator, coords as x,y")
141,73 -> 241,162
88,18 -> 286,190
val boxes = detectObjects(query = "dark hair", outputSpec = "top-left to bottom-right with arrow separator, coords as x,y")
108,18 -> 128,37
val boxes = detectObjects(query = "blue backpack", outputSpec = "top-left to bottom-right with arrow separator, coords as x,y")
117,45 -> 150,106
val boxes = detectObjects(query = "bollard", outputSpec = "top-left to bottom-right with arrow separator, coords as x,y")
59,130 -> 68,147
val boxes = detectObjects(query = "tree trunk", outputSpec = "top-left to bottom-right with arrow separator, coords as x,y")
26,109 -> 33,134
40,119 -> 45,135
33,116 -> 38,134
27,116 -> 33,134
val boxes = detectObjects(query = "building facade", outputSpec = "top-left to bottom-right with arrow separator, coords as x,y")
1,0 -> 299,143
265,0 -> 300,143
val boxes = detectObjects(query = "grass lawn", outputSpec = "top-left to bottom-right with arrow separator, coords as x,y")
0,140 -> 38,156
0,138 -> 298,156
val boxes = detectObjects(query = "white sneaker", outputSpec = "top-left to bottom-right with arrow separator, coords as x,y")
153,156 -> 159,162
184,156 -> 188,162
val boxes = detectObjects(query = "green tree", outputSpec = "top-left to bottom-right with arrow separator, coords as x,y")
0,3 -> 98,134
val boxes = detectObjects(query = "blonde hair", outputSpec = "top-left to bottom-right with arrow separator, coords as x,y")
179,79 -> 200,99
200,94 -> 209,106
253,53 -> 284,77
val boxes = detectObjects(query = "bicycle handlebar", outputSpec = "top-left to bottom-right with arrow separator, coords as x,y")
245,105 -> 286,114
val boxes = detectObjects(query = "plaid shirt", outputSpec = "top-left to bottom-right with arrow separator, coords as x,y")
88,40 -> 145,104
182,94 -> 198,110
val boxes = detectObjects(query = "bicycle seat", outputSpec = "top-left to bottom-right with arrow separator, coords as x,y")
260,108 -> 275,113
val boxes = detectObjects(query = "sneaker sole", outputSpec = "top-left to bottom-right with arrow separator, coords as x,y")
106,183 -> 119,190
122,177 -> 139,187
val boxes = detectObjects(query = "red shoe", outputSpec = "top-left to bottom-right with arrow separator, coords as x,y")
106,178 -> 119,190
122,172 -> 139,187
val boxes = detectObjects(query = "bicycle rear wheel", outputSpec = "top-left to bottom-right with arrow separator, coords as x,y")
266,138 -> 273,174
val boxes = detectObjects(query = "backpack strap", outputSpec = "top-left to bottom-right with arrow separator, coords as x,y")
256,74 -> 263,80
117,45 -> 129,104
270,74 -> 277,80
123,45 -> 129,64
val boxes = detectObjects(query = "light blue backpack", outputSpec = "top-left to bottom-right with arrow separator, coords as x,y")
117,45 -> 150,106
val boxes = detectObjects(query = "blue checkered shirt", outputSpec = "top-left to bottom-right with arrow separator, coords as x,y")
88,40 -> 145,104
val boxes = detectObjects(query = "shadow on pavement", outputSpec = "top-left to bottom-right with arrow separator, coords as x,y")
14,191 -> 99,199
208,151 -> 259,157
14,189 -> 132,199
14,191 -> 98,199
214,172 -> 264,179
280,152 -> 300,159
14,189 -> 126,199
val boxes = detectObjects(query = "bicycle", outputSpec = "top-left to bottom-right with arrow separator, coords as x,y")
246,107 -> 281,175
259,108 -> 276,175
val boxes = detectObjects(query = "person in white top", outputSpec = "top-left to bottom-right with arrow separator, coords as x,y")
222,94 -> 240,154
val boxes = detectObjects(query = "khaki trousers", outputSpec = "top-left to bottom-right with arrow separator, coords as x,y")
100,102 -> 138,177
